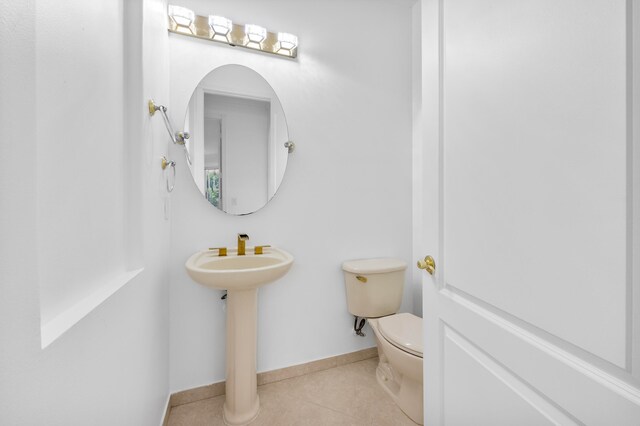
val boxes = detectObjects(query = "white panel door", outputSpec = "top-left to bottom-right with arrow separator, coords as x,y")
419,0 -> 640,424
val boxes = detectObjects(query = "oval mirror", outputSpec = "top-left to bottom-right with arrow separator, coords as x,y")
183,65 -> 291,215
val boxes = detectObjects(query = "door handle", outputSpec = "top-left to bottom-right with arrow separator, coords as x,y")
417,255 -> 436,275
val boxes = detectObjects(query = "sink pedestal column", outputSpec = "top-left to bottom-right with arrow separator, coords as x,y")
223,288 -> 260,425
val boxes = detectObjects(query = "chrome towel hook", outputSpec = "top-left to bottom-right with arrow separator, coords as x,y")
161,156 -> 176,192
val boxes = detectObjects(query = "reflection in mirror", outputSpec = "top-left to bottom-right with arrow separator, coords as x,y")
183,65 -> 290,215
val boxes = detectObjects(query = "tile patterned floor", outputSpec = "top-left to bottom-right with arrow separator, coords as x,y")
167,357 -> 420,426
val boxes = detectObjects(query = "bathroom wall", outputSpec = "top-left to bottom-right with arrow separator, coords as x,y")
168,0 -> 416,392
0,0 -> 172,424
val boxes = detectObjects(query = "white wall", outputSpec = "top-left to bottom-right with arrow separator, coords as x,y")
0,0 -> 172,424
168,0 -> 415,392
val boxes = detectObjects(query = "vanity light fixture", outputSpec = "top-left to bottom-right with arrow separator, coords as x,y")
167,5 -> 298,59
209,15 -> 233,42
168,5 -> 195,34
244,24 -> 267,49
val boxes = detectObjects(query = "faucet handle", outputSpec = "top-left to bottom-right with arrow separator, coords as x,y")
209,247 -> 227,256
254,245 -> 271,255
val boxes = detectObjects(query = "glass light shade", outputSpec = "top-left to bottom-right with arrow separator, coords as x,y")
168,5 -> 195,27
277,33 -> 298,51
209,15 -> 232,36
245,24 -> 267,43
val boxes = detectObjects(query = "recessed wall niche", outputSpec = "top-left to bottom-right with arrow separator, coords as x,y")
36,2 -> 144,347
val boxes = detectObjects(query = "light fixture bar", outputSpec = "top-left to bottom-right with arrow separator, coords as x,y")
167,7 -> 298,59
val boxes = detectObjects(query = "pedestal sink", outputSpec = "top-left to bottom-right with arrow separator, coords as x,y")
185,247 -> 293,425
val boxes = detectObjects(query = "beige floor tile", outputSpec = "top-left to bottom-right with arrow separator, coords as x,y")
277,358 -> 387,423
166,358 -> 419,426
368,393 -> 420,426
167,395 -> 226,426
268,399 -> 369,426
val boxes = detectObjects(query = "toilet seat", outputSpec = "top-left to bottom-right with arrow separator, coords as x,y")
377,313 -> 423,358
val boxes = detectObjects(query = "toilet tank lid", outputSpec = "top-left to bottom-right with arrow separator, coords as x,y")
342,258 -> 407,274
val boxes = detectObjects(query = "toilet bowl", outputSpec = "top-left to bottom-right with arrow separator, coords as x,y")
342,258 -> 423,425
369,314 -> 423,424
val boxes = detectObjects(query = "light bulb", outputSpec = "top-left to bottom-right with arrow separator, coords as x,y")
245,24 -> 267,44
168,5 -> 195,28
209,15 -> 232,37
277,32 -> 298,51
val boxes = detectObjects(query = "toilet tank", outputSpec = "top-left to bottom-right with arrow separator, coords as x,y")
342,258 -> 407,318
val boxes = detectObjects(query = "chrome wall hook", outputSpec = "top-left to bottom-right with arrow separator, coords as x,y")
161,156 -> 176,192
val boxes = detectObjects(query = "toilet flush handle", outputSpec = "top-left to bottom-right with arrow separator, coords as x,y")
417,255 -> 436,275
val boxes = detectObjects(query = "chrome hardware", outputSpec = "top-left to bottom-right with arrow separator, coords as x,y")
254,245 -> 271,255
148,100 -> 193,164
209,247 -> 227,256
148,100 -> 190,144
237,233 -> 249,256
356,275 -> 368,283
161,156 -> 176,192
284,141 -> 295,153
417,255 -> 436,275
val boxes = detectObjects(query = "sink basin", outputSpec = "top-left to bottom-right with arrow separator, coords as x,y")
185,247 -> 293,290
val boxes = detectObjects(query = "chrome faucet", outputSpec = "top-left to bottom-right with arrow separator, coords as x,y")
237,233 -> 249,255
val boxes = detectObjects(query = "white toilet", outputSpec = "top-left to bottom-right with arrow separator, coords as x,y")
342,258 -> 423,425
